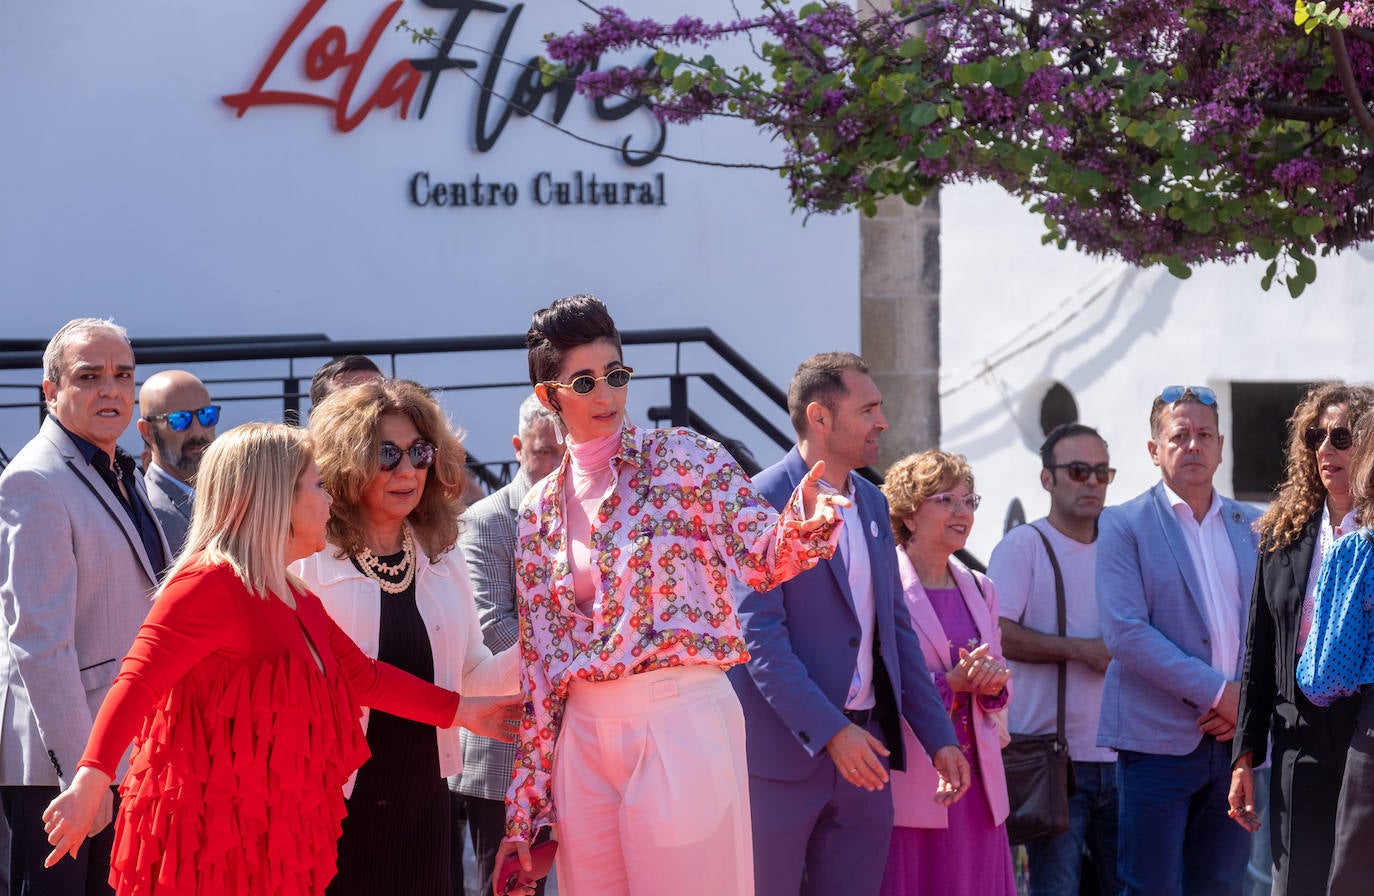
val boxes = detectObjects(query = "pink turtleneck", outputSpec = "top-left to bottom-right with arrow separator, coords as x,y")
563,428 -> 622,617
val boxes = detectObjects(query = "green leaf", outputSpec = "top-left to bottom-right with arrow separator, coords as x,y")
1293,215 -> 1325,235
1164,257 -> 1193,279
903,104 -> 940,129
898,38 -> 926,59
1261,260 -> 1277,291
1287,275 -> 1308,298
1297,254 -> 1317,283
922,138 -> 950,159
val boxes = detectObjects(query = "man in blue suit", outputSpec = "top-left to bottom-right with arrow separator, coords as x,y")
729,351 -> 967,896
1097,386 -> 1261,896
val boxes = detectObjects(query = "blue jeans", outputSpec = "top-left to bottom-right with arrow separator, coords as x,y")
1116,739 -> 1250,896
1026,761 -> 1119,896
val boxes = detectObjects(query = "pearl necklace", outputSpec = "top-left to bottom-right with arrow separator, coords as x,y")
357,526 -> 416,594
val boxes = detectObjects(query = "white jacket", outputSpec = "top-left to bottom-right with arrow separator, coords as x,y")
293,543 -> 520,795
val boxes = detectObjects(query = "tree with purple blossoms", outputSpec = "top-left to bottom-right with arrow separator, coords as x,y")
536,0 -> 1374,296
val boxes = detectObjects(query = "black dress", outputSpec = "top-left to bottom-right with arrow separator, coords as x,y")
328,554 -> 452,896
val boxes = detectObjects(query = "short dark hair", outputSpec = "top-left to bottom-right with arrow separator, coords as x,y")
787,352 -> 870,435
1039,423 -> 1106,468
526,294 -> 622,388
1149,387 -> 1219,437
309,355 -> 383,407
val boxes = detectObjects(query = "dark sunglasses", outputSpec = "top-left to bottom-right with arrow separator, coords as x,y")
542,366 -> 634,395
1159,385 -> 1217,406
1304,425 -> 1353,452
143,405 -> 220,432
1048,461 -> 1117,484
379,439 -> 436,472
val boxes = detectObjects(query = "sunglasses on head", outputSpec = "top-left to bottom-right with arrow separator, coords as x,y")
1159,385 -> 1217,406
379,439 -> 436,472
144,405 -> 220,432
542,366 -> 634,395
1047,461 -> 1116,484
927,491 -> 982,512
1304,425 -> 1353,452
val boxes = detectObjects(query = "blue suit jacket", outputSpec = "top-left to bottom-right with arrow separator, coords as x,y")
728,448 -> 957,782
1096,482 -> 1260,755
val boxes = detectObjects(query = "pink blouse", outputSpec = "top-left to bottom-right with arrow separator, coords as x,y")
504,423 -> 840,839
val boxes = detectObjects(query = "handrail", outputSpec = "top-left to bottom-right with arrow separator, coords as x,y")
0,329 -> 796,489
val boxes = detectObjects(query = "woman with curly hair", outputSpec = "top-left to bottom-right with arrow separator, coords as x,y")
879,450 -> 1014,896
296,379 -> 521,896
1230,381 -> 1374,896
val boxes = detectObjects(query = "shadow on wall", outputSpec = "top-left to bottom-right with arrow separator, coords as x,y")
942,265 -> 1183,458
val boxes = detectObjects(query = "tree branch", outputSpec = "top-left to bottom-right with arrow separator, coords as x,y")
1330,30 -> 1374,146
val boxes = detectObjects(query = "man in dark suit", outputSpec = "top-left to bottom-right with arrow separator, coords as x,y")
729,351 -> 966,896
453,394 -> 564,896
0,318 -> 170,894
136,369 -> 218,557
1097,385 -> 1261,896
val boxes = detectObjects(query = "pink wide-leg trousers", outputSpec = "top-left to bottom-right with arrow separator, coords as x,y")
550,665 -> 754,896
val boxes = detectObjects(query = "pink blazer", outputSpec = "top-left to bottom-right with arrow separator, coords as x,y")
889,550 -> 1011,829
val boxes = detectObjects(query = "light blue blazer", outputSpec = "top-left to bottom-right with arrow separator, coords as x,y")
1096,482 -> 1260,755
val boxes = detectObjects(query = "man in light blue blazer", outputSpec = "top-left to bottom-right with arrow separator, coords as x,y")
729,352 -> 966,896
1096,386 -> 1261,896
0,320 -> 169,895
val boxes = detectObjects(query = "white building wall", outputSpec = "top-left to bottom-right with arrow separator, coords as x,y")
0,0 -> 857,464
942,182 -> 1374,562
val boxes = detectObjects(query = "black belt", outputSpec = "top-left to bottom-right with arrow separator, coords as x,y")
843,708 -> 877,726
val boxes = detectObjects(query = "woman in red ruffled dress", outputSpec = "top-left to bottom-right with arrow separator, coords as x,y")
39,422 -> 518,895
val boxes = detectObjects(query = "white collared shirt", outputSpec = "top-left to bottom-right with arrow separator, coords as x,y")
1163,483 -> 1242,685
830,477 -> 876,712
1298,504 -> 1358,656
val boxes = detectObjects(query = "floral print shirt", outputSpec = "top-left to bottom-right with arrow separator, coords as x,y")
504,424 -> 840,839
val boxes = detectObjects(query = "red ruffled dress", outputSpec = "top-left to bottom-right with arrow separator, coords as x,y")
78,562 -> 461,896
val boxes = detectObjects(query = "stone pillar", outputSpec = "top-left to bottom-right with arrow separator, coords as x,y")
861,190 -> 941,472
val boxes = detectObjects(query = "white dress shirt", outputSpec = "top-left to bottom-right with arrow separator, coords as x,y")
1163,484 -> 1242,696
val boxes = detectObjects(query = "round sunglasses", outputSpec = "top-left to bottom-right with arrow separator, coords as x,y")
379,439 -> 436,471
143,405 -> 221,432
927,491 -> 982,512
1304,425 -> 1353,452
542,366 -> 634,395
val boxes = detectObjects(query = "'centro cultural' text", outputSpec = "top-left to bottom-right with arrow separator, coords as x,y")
409,171 -> 667,208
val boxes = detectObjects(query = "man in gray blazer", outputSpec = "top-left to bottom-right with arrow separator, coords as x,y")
452,394 -> 563,896
0,319 -> 169,894
1097,386 -> 1260,896
136,370 -> 219,557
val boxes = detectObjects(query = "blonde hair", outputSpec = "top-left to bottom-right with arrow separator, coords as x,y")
309,378 -> 468,560
882,450 -> 975,545
164,422 -> 312,601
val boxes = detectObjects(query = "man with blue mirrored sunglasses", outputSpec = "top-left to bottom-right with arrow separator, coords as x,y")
137,371 -> 220,556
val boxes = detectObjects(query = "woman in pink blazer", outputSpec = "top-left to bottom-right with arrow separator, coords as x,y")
879,450 -> 1015,896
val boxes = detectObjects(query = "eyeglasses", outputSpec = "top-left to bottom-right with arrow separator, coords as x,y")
1047,461 -> 1117,484
1159,385 -> 1217,406
143,405 -> 220,431
1304,425 -> 1354,452
379,439 -> 436,472
927,492 -> 982,512
541,366 -> 634,395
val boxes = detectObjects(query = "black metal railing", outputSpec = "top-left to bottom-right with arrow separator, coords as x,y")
0,329 -> 798,491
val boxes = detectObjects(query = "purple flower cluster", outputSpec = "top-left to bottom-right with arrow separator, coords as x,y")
543,0 -> 1374,271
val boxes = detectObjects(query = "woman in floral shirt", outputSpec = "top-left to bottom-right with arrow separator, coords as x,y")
494,295 -> 846,896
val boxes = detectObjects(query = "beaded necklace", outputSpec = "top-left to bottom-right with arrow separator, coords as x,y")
356,525 -> 416,594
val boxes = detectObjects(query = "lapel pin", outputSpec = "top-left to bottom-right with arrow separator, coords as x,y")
1232,511 -> 1242,523
870,520 -> 879,538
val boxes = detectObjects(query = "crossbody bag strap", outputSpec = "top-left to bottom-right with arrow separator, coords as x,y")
1028,523 -> 1068,744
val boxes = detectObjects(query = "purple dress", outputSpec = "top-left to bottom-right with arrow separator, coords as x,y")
878,586 -> 1016,896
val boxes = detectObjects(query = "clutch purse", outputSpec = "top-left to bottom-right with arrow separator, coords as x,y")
497,840 -> 558,894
